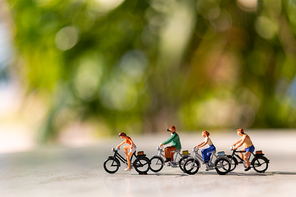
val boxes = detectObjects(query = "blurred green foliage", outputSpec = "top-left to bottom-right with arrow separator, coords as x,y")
6,0 -> 296,142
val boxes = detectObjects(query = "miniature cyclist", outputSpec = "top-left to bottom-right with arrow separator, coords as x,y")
195,131 -> 216,164
232,128 -> 255,171
159,126 -> 182,165
116,132 -> 137,171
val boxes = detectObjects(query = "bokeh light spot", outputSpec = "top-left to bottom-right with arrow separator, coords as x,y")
55,26 -> 79,51
236,0 -> 258,12
21,7 -> 41,28
118,50 -> 148,82
94,0 -> 125,13
74,54 -> 104,101
209,10 -> 232,32
255,16 -> 276,39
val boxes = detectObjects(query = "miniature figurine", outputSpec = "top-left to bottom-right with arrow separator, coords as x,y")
117,132 -> 137,171
195,130 -> 216,164
232,128 -> 255,171
159,126 -> 182,165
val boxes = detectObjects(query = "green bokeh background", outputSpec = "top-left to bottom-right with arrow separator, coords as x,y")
3,0 -> 296,142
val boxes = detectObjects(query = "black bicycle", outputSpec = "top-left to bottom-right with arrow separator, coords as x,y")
227,147 -> 269,173
103,148 -> 150,174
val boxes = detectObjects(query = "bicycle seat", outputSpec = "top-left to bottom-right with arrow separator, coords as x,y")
171,149 -> 181,153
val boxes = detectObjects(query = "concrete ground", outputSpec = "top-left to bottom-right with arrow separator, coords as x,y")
1,129 -> 296,197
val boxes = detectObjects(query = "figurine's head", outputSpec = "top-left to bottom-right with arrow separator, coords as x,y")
202,130 -> 210,137
237,128 -> 244,135
168,126 -> 176,133
119,132 -> 127,139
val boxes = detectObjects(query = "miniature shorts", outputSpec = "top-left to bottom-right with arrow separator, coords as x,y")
245,145 -> 255,153
130,144 -> 137,153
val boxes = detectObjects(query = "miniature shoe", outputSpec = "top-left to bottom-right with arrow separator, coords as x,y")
244,167 -> 251,171
208,163 -> 214,167
202,161 -> 209,164
170,162 -> 177,167
124,168 -> 131,171
167,162 -> 171,166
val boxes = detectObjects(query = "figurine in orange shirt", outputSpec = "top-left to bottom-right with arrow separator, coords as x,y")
117,132 -> 137,171
233,128 -> 255,171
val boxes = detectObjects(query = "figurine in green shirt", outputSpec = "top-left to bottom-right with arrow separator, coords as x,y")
159,125 -> 182,163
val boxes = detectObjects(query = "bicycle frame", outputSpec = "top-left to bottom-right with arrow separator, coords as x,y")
154,147 -> 184,163
231,151 -> 247,163
191,148 -> 217,166
111,148 -> 137,165
230,149 -> 268,163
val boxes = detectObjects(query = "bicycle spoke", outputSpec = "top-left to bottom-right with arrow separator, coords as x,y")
150,156 -> 163,173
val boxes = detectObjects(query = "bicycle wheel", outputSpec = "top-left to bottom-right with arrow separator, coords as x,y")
183,158 -> 200,175
227,155 -> 238,172
150,156 -> 164,172
215,158 -> 231,175
133,157 -> 150,174
104,157 -> 120,174
178,156 -> 188,172
252,157 -> 269,173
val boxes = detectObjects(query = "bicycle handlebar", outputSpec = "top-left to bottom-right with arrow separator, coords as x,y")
157,146 -> 164,151
192,147 -> 199,151
112,147 -> 120,152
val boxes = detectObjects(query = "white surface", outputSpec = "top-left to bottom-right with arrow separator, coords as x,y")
1,130 -> 296,197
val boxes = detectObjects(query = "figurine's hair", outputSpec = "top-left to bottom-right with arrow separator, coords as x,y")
119,132 -> 127,137
203,130 -> 210,137
237,128 -> 244,134
170,126 -> 176,130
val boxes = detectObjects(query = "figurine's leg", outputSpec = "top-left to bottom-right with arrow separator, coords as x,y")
244,152 -> 251,167
123,147 -> 132,171
201,148 -> 211,162
126,151 -> 133,170
169,147 -> 177,161
164,147 -> 171,162
164,146 -> 176,162
239,148 -> 245,161
201,149 -> 207,162
123,146 -> 129,157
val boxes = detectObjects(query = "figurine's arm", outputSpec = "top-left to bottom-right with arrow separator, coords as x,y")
233,139 -> 242,146
161,133 -> 176,146
117,141 -> 126,149
195,141 -> 206,148
234,137 -> 246,150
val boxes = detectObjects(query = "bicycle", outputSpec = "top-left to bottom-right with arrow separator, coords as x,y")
183,147 -> 231,175
149,147 -> 190,173
103,148 -> 150,174
227,147 -> 269,173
